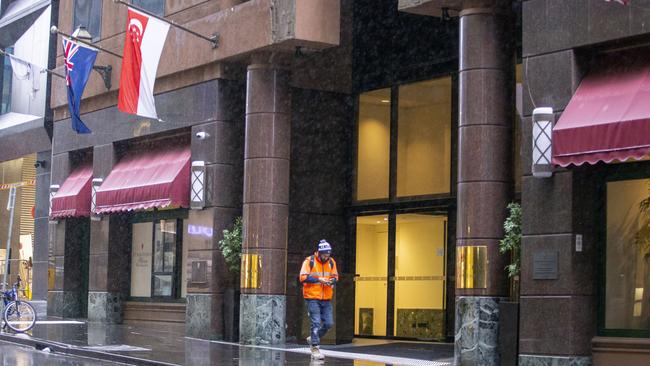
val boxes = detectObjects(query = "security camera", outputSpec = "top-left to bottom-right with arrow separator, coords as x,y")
195,131 -> 210,140
34,160 -> 46,168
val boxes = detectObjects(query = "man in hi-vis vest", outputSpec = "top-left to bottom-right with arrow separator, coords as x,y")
299,239 -> 339,361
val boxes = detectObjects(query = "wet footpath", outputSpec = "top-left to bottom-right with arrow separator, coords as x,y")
0,319 -> 454,366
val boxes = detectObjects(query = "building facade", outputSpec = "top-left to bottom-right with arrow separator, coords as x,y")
33,0 -> 650,365
0,0 -> 57,318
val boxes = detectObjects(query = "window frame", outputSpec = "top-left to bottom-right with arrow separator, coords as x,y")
73,0 -> 103,42
598,161 -> 650,338
130,208 -> 187,302
130,0 -> 165,16
354,72 -> 458,205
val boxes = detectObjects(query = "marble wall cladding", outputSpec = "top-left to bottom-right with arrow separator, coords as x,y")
239,294 -> 286,345
519,355 -> 592,366
186,294 -> 223,340
87,291 -> 124,323
47,290 -> 85,318
396,309 -> 445,339
455,297 -> 501,366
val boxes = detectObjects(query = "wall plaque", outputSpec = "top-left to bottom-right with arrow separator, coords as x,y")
533,251 -> 559,280
240,253 -> 262,289
456,246 -> 487,289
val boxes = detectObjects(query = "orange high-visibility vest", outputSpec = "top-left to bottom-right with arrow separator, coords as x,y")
299,253 -> 339,300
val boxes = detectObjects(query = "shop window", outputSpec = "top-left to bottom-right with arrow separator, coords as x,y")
131,0 -> 165,16
357,88 -> 391,201
1,47 -> 12,114
397,77 -> 451,197
73,0 -> 102,41
131,217 -> 186,299
605,178 -> 650,332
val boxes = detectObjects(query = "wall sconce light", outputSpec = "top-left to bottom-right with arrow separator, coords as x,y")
532,107 -> 554,178
91,178 -> 103,220
190,161 -> 206,209
49,184 -> 59,221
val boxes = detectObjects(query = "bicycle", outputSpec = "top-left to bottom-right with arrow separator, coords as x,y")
2,275 -> 36,332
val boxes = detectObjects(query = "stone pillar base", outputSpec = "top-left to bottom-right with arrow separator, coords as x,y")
186,293 -> 224,340
239,294 -> 286,345
455,296 -> 501,366
519,355 -> 591,366
47,290 -> 85,318
87,291 -> 124,323
30,300 -> 47,319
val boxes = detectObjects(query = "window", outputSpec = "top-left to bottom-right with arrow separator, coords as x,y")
1,46 -> 13,114
131,0 -> 165,16
397,78 -> 451,197
73,0 -> 102,41
356,88 -> 391,201
605,177 -> 650,333
356,77 -> 453,201
131,216 -> 187,299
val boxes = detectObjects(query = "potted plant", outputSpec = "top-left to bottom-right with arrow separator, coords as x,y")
218,216 -> 242,341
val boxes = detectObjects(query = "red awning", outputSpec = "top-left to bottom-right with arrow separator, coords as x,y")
553,52 -> 650,167
94,145 -> 190,214
50,162 -> 93,219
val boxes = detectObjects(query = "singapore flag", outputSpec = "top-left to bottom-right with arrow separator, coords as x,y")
118,8 -> 169,119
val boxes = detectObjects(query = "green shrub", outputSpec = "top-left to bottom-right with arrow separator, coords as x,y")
219,216 -> 243,276
499,202 -> 521,278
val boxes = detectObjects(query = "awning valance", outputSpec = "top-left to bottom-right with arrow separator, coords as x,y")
94,145 -> 190,214
50,162 -> 93,219
553,52 -> 650,167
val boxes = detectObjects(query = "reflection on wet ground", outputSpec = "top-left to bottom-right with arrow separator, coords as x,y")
0,342 -> 119,366
0,320 -> 453,365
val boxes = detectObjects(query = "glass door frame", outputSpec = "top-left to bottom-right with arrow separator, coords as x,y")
130,208 -> 187,302
351,205 -> 455,341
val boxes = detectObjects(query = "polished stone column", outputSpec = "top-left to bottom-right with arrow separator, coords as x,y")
186,77 -> 244,340
455,2 -> 514,365
48,152 -> 90,318
87,144 -> 131,323
239,54 -> 291,345
32,150 -> 52,317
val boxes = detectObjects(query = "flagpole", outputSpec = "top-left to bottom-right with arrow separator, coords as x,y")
113,0 -> 220,48
50,26 -> 123,59
0,48 -> 65,79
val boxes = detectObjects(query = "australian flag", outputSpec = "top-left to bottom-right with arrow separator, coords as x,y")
63,38 -> 97,134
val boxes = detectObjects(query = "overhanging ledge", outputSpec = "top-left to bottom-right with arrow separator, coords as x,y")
0,112 -> 51,161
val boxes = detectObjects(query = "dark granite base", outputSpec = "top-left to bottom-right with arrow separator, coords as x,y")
186,293 -> 223,340
87,291 -> 124,323
239,294 -> 286,345
47,291 -> 85,318
519,355 -> 591,366
455,296 -> 501,366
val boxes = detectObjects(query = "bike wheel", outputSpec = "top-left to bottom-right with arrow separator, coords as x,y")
3,300 -> 36,332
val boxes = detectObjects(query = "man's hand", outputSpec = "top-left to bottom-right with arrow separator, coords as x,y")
318,278 -> 333,286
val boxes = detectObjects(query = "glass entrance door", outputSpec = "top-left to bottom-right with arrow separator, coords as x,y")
394,213 -> 447,339
153,220 -> 177,297
354,214 -> 388,336
354,212 -> 447,340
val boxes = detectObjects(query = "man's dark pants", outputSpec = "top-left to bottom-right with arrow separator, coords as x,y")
306,299 -> 333,346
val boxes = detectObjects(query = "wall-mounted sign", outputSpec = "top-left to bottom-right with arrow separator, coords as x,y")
533,251 -> 559,280
456,246 -> 487,289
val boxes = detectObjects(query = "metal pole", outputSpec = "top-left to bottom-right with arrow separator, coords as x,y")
0,48 -> 65,79
114,0 -> 220,48
50,26 -> 123,59
3,187 -> 16,292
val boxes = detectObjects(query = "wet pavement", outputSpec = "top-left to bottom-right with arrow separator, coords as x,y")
0,319 -> 454,365
0,341 -> 122,365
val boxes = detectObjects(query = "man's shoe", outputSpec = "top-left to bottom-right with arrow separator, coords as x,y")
310,346 -> 325,360
306,336 -> 312,345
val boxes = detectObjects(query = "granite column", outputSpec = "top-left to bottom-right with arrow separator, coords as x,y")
455,2 -> 514,365
48,152 -> 89,318
87,144 -> 131,323
186,76 -> 244,340
239,54 -> 291,345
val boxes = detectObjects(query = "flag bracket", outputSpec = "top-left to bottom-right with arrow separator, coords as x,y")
92,65 -> 112,90
114,0 -> 220,48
